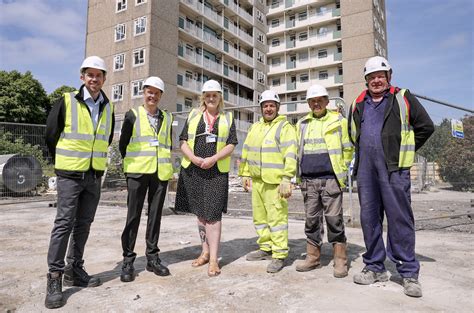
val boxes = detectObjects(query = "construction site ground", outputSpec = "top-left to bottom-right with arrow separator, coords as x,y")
0,186 -> 473,312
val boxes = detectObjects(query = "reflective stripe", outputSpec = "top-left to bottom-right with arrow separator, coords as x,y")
158,158 -> 171,163
336,172 -> 347,180
130,136 -> 156,143
396,92 -> 408,127
60,133 -> 94,140
217,137 -> 227,143
92,151 -> 107,158
400,144 -> 415,152
246,146 -> 261,152
255,224 -> 269,230
248,160 -> 261,166
279,140 -> 297,147
262,147 -> 280,153
274,121 -> 286,143
56,148 -> 91,158
70,93 -> 78,133
303,148 -> 328,154
284,152 -> 297,160
274,249 -> 288,254
102,101 -> 112,139
304,138 -> 325,144
270,224 -> 288,232
328,149 -> 342,155
95,134 -> 108,141
125,151 -> 156,157
342,142 -> 353,148
262,163 -> 284,169
134,108 -> 141,135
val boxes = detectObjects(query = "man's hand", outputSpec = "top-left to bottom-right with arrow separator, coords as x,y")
278,177 -> 292,198
242,176 -> 251,192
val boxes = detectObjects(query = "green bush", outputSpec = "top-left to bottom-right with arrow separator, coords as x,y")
438,115 -> 473,191
106,141 -> 125,179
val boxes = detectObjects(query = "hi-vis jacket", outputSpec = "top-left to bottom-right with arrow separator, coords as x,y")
296,110 -> 353,187
54,91 -> 114,172
123,106 -> 173,181
348,86 -> 434,175
239,115 -> 297,184
181,108 -> 233,173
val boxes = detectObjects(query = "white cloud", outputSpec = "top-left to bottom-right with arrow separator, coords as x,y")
0,0 -> 85,41
439,33 -> 469,49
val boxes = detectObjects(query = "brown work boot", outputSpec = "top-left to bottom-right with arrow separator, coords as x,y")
296,243 -> 321,272
333,243 -> 348,278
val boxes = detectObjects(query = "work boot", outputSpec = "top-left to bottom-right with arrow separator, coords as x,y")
45,272 -> 64,309
63,264 -> 101,287
403,278 -> 423,297
246,249 -> 272,261
146,258 -> 170,276
296,243 -> 321,272
267,258 -> 285,273
333,243 -> 348,278
120,262 -> 135,282
353,268 -> 389,285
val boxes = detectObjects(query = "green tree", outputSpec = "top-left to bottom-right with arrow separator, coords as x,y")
438,115 -> 473,191
0,70 -> 50,124
48,85 -> 77,108
417,118 -> 451,162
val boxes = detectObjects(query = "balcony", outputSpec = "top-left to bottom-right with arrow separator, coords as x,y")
177,77 -> 202,94
268,8 -> 340,35
203,57 -> 222,75
268,31 -> 340,55
203,31 -> 222,49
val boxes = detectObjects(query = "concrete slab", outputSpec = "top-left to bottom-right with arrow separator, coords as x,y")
0,201 -> 473,312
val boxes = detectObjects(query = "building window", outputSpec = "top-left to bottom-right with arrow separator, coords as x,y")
257,71 -> 265,85
299,51 -> 308,61
112,84 -> 124,101
271,0 -> 279,8
133,48 -> 145,66
300,73 -> 309,82
131,80 -> 144,98
257,51 -> 265,64
115,23 -> 126,42
319,70 -> 328,80
136,0 -> 146,5
257,31 -> 265,44
299,32 -> 308,41
256,9 -> 264,23
272,57 -> 280,65
271,19 -> 279,28
318,49 -> 328,58
272,78 -> 280,86
134,16 -> 147,36
271,38 -> 280,46
116,0 -> 127,12
298,11 -> 307,21
287,103 -> 296,112
113,53 -> 125,71
300,94 -> 306,101
318,27 -> 328,36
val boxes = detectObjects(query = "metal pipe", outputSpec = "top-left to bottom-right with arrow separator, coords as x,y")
412,93 -> 474,114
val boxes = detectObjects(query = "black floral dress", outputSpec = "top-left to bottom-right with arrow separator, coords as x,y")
175,115 -> 238,221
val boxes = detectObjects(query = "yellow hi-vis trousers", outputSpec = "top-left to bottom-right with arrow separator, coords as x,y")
251,178 -> 289,259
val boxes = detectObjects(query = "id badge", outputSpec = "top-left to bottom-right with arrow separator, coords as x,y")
149,139 -> 159,147
206,135 -> 217,143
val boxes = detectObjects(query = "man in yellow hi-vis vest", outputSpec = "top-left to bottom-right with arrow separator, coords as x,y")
119,76 -> 173,282
349,56 -> 434,297
295,84 -> 353,278
45,56 -> 115,309
239,90 -> 297,273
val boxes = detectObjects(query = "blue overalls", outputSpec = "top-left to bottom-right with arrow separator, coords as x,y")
356,94 -> 419,279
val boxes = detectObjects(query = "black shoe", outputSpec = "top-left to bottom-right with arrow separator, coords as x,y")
146,259 -> 170,277
120,262 -> 135,282
63,264 -> 101,287
45,272 -> 64,309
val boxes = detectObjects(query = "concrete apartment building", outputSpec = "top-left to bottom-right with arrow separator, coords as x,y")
85,0 -> 387,154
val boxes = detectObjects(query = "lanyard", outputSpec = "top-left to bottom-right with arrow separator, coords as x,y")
204,110 -> 218,133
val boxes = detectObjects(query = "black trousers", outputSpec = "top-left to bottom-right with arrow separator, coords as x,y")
47,172 -> 101,272
121,173 -> 168,263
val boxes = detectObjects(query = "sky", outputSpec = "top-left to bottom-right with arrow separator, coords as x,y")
0,0 -> 472,123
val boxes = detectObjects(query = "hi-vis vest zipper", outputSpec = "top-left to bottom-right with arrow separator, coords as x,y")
55,92 -> 113,172
350,87 -> 416,168
181,108 -> 233,173
123,106 -> 173,181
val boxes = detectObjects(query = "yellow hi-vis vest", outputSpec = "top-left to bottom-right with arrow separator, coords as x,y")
239,115 -> 297,184
123,106 -> 173,181
296,111 -> 353,187
349,88 -> 415,168
180,108 -> 233,173
55,92 -> 113,171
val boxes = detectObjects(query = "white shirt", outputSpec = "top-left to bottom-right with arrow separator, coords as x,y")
83,87 -> 104,130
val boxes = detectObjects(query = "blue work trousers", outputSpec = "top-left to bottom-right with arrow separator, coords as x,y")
357,148 -> 419,278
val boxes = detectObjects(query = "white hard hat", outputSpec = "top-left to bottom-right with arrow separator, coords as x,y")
143,76 -> 165,93
80,56 -> 107,73
364,56 -> 391,76
202,79 -> 222,93
259,90 -> 280,105
306,85 -> 328,100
